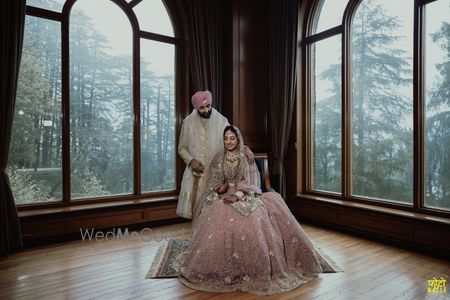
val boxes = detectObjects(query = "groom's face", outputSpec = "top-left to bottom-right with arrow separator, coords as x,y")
197,102 -> 212,119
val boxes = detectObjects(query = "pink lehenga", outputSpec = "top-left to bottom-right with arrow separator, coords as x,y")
178,127 -> 324,295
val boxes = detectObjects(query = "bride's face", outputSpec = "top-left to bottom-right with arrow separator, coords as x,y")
224,131 -> 239,152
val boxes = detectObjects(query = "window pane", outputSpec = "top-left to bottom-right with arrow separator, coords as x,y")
425,0 -> 450,211
8,16 -> 62,204
351,0 -> 413,203
312,0 -> 348,35
134,0 -> 174,37
141,39 -> 176,192
311,36 -> 342,193
27,0 -> 66,12
70,0 -> 133,199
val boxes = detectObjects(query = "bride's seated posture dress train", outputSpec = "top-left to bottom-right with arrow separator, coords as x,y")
179,126 -> 325,295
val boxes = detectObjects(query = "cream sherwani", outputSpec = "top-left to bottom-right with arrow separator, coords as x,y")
177,108 -> 229,219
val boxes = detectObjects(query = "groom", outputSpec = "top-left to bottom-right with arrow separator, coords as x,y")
177,91 -> 253,219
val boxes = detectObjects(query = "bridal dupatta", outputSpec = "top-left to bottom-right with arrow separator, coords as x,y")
192,126 -> 261,223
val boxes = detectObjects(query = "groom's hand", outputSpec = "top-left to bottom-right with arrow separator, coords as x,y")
189,159 -> 204,173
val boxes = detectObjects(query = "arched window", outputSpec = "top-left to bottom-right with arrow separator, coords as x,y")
8,0 -> 182,205
302,0 -> 450,214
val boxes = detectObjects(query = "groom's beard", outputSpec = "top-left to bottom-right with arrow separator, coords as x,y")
198,109 -> 212,119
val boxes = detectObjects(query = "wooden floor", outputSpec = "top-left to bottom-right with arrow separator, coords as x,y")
0,222 -> 449,300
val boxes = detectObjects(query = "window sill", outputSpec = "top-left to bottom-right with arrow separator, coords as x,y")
290,194 -> 450,258
292,194 -> 450,226
18,195 -> 178,218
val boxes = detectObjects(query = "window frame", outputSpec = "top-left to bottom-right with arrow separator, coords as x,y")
299,0 -> 450,218
17,0 -> 188,210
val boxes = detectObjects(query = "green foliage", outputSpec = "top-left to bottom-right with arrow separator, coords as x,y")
7,167 -> 51,204
71,169 -> 110,198
9,18 -> 55,167
313,76 -> 342,193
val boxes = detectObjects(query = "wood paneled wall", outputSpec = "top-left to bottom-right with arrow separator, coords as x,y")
223,0 -> 269,152
19,200 -> 181,246
289,197 -> 450,259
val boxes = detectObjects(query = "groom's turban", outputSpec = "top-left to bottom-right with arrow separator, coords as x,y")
191,90 -> 212,110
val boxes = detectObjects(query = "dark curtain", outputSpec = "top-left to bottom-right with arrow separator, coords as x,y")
0,0 -> 26,255
267,0 -> 299,198
184,0 -> 224,111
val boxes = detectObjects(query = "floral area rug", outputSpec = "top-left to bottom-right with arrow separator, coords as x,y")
145,239 -> 341,279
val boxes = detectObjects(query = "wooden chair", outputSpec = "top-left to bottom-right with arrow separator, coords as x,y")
254,153 -> 273,192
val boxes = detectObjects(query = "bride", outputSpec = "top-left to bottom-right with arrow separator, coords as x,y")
178,125 -> 325,295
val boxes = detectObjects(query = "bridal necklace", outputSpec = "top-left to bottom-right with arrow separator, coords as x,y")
223,150 -> 241,184
225,152 -> 240,163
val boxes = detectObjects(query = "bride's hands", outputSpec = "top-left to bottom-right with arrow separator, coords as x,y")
223,191 -> 245,204
234,190 -> 244,200
217,181 -> 229,194
223,195 -> 238,205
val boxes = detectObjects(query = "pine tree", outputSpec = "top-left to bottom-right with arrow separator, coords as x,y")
317,0 -> 413,202
426,8 -> 450,209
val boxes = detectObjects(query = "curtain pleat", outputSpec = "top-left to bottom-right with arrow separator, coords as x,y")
0,0 -> 26,255
267,0 -> 299,198
184,0 -> 224,111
